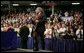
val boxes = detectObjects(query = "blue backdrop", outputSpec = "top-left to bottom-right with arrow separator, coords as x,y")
1,32 -> 83,52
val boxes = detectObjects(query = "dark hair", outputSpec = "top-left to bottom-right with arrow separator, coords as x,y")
7,28 -> 14,32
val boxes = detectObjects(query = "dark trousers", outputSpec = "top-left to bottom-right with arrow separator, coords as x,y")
33,33 -> 45,50
40,34 -> 45,50
20,38 -> 28,49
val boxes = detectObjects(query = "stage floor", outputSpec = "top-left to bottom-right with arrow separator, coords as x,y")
2,48 -> 53,52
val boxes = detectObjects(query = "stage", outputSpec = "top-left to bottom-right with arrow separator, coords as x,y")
2,48 -> 53,52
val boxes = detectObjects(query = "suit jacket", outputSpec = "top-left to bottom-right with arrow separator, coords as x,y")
37,14 -> 46,32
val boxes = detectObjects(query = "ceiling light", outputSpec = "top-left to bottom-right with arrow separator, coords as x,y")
30,4 -> 37,5
13,4 -> 19,6
72,3 -> 80,5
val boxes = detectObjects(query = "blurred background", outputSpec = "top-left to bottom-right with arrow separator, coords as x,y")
1,1 -> 83,17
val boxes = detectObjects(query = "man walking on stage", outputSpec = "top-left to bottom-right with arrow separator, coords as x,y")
32,7 -> 47,51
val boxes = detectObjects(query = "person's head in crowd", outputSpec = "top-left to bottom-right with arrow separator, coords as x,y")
74,11 -> 80,19
62,23 -> 66,28
78,25 -> 82,30
57,22 -> 61,29
3,23 -> 10,32
70,27 -> 74,32
54,12 -> 58,17
64,11 -> 69,17
50,14 -> 54,18
13,23 -> 16,28
54,24 -> 58,30
65,21 -> 69,26
3,23 -> 9,27
8,22 -> 13,28
15,22 -> 19,28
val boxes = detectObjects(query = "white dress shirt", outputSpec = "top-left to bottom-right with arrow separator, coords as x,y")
76,29 -> 83,38
44,29 -> 52,38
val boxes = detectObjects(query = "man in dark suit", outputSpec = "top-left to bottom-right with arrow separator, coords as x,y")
32,7 -> 47,51
19,24 -> 29,49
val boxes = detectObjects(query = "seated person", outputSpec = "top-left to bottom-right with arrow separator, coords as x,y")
76,25 -> 83,39
44,23 -> 52,39
53,24 -> 60,38
59,23 -> 67,38
3,23 -> 10,32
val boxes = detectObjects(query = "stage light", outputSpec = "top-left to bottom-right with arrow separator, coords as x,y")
72,3 -> 80,5
30,4 -> 37,5
13,4 -> 19,6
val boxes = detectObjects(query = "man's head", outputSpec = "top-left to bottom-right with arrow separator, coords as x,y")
35,7 -> 44,14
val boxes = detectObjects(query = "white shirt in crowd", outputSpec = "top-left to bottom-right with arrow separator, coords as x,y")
76,29 -> 83,38
28,27 -> 32,37
44,29 -> 52,38
1,27 -> 3,31
59,27 -> 67,36
14,28 -> 20,37
54,29 -> 60,37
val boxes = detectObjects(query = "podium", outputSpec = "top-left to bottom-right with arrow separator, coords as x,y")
1,32 -> 17,51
